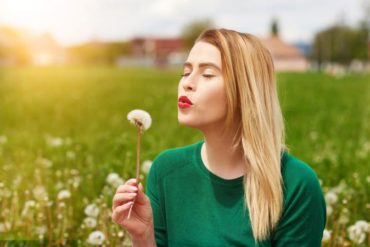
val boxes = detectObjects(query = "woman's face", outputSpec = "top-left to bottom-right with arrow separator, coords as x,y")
177,41 -> 227,131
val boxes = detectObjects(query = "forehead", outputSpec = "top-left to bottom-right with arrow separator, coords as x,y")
185,41 -> 222,68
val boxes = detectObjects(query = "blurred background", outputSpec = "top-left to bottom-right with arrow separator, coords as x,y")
0,0 -> 369,246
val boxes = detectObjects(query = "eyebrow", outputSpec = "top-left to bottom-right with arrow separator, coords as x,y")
183,62 -> 221,72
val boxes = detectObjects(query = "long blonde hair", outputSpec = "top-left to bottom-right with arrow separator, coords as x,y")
197,29 -> 286,242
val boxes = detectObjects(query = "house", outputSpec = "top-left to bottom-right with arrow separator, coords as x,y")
260,35 -> 309,72
119,37 -> 186,67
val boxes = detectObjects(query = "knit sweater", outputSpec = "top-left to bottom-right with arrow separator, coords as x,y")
146,140 -> 326,247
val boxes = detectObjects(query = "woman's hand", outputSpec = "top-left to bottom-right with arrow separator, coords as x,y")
112,178 -> 154,240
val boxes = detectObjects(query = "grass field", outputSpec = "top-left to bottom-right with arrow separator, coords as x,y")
0,66 -> 369,246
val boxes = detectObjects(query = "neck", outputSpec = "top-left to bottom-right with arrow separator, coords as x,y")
200,124 -> 245,179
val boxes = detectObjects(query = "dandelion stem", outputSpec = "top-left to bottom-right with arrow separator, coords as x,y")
127,126 -> 141,220
136,126 -> 141,184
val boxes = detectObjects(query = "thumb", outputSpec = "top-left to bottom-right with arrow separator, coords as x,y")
136,183 -> 149,204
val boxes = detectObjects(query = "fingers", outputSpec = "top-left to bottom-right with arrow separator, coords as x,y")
112,179 -> 138,210
112,201 -> 134,224
135,183 -> 150,205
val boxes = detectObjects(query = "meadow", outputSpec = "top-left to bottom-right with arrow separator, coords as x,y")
0,66 -> 369,246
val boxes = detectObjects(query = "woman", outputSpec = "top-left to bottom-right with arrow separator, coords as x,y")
112,28 -> 326,247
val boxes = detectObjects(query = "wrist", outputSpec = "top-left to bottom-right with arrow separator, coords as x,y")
131,224 -> 156,247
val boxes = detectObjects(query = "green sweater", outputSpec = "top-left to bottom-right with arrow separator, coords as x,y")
146,140 -> 326,247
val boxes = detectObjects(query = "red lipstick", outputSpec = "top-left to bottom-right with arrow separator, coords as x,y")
178,96 -> 193,109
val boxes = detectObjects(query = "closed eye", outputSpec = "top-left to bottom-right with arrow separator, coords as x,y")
203,74 -> 215,78
181,72 -> 191,77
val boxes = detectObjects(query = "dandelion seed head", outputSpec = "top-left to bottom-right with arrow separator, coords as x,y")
84,204 -> 100,218
141,160 -> 153,174
106,173 -> 124,188
127,109 -> 152,132
84,217 -> 97,228
87,231 -> 105,245
322,229 -> 331,243
348,224 -> 366,244
57,190 -> 71,200
325,191 -> 338,205
0,135 -> 8,144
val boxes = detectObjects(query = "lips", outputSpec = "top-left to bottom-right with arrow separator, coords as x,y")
178,96 -> 193,109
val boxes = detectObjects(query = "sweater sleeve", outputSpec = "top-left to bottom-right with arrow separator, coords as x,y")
146,155 -> 167,247
272,160 -> 327,247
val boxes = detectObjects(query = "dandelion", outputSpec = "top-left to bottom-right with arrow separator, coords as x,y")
84,217 -> 97,228
322,229 -> 331,243
0,135 -> 7,144
57,190 -> 71,200
106,173 -> 124,188
127,109 -> 152,219
66,151 -> 76,160
141,160 -> 153,174
46,136 -> 64,147
84,204 -> 100,218
87,231 -> 105,245
0,222 -> 10,232
325,191 -> 338,205
348,223 -> 366,244
33,185 -> 48,201
127,109 -> 152,132
354,220 -> 369,232
36,157 -> 53,168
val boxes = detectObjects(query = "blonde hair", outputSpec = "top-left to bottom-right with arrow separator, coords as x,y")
197,29 -> 286,242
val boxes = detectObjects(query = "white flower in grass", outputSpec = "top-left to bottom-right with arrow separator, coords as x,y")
87,231 -> 105,245
127,109 -> 152,132
58,190 -> 71,200
0,135 -> 7,144
84,204 -> 100,218
33,186 -> 48,201
46,136 -> 63,147
322,229 -> 331,242
35,226 -> 47,235
84,217 -> 97,228
325,191 -> 338,205
141,160 -> 152,174
348,224 -> 366,244
326,205 -> 333,216
0,222 -> 10,232
106,173 -> 124,188
354,220 -> 369,232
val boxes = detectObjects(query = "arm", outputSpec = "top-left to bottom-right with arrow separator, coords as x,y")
146,158 -> 168,247
272,163 -> 326,247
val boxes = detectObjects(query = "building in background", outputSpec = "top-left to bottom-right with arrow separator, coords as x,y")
117,37 -> 187,67
260,35 -> 309,72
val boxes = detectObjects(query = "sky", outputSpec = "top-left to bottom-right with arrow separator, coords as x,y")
0,0 -> 367,46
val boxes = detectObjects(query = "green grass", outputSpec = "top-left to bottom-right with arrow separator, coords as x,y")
0,66 -> 369,245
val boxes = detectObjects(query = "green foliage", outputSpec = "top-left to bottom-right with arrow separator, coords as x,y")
311,25 -> 369,65
68,41 -> 130,65
181,19 -> 214,50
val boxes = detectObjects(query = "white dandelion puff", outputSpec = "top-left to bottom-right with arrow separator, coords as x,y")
354,220 -> 369,232
106,173 -> 124,188
87,231 -> 105,245
322,229 -> 331,242
141,160 -> 153,174
325,191 -> 338,205
33,186 -> 48,201
348,224 -> 366,244
57,190 -> 71,200
0,222 -> 10,233
84,204 -> 100,218
84,217 -> 97,228
127,109 -> 152,132
0,135 -> 8,145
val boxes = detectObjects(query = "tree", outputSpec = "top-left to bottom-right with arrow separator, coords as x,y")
311,25 -> 368,65
271,18 -> 279,36
181,19 -> 214,50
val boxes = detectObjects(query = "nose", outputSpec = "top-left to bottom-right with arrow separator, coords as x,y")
181,74 -> 195,91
